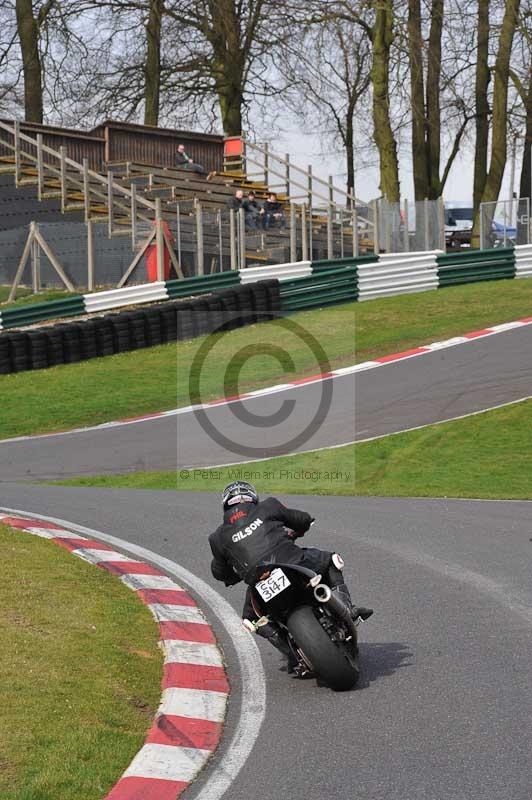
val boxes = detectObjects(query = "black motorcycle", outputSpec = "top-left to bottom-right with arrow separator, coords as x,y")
249,561 -> 362,691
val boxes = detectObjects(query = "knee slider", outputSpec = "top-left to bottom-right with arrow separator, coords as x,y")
332,553 -> 345,570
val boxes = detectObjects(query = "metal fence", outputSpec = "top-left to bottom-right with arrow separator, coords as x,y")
480,198 -> 531,249
375,199 -> 445,253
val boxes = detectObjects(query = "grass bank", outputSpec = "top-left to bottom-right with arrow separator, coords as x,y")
0,286 -> 70,309
0,523 -> 162,800
56,399 -> 532,500
2,278 -> 532,440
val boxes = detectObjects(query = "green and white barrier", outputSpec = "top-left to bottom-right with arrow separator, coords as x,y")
1,245 -> 528,331
514,244 -> 532,278
280,265 -> 357,313
0,271 -> 241,330
240,261 -> 312,284
437,248 -> 515,286
0,294 -> 86,331
357,251 -> 441,301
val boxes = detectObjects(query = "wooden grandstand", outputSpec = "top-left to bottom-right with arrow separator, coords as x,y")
0,118 -> 375,285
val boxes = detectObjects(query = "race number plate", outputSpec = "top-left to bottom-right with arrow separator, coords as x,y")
255,568 -> 291,602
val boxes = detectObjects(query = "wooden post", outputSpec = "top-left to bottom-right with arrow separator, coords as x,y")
340,208 -> 344,258
36,133 -> 44,201
176,203 -> 182,269
83,159 -> 90,223
307,165 -> 313,206
162,226 -> 184,279
34,227 -> 75,291
238,207 -> 246,269
352,201 -> 359,257
327,203 -> 333,260
107,170 -> 114,238
290,203 -> 297,262
155,198 -> 164,281
230,208 -> 237,271
9,225 -> 35,301
328,175 -> 334,206
196,202 -> 204,276
308,203 -> 313,258
31,222 -> 40,293
301,204 -> 308,262
14,120 -> 21,186
87,219 -> 95,291
285,153 -> 290,198
60,146 -> 67,213
218,209 -> 223,271
131,183 -> 137,250
117,229 -> 156,287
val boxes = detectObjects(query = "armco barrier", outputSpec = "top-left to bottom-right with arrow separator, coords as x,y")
280,266 -> 357,313
0,281 -> 280,375
83,282 -> 168,313
0,295 -> 86,330
437,248 -> 515,286
2,245 -> 530,333
514,244 -> 532,278
357,251 -> 440,301
166,271 -> 240,298
311,254 -> 379,271
240,261 -> 312,284
0,272 -> 241,330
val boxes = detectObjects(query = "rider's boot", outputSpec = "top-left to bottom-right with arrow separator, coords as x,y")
255,621 -> 299,672
331,582 -> 374,622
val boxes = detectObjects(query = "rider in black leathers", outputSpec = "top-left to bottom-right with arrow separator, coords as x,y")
209,481 -> 373,670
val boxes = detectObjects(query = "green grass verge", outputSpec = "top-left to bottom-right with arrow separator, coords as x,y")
0,286 -> 71,309
0,523 -> 162,800
2,278 -> 532,441
55,399 -> 532,500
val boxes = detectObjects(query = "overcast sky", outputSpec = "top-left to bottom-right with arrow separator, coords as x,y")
276,124 -> 521,207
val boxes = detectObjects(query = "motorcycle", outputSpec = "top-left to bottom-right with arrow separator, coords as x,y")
246,561 -> 362,691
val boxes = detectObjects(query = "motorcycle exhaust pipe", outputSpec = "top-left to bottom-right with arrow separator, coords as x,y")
313,584 -> 358,636
313,583 -> 331,603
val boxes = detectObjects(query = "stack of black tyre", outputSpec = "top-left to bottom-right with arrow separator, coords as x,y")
0,280 -> 281,376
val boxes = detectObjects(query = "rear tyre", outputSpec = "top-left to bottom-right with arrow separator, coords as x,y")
287,605 -> 359,691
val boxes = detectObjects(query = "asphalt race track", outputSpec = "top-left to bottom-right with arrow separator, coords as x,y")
1,484 -> 531,799
1,324 -> 532,480
2,321 -> 532,798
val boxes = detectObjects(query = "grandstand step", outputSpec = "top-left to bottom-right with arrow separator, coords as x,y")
18,177 -> 39,186
41,191 -> 62,199
111,229 -> 134,237
65,203 -> 85,211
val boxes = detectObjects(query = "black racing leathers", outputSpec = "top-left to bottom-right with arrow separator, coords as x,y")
209,497 -> 331,587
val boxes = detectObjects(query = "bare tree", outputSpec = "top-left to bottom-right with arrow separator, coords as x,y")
163,0 -> 292,136
15,0 -> 56,121
371,0 -> 400,201
144,0 -> 164,125
473,0 -> 490,213
473,0 -> 521,242
282,17 -> 371,196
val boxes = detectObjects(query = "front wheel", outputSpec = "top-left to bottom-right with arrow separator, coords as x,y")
287,605 -> 359,691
